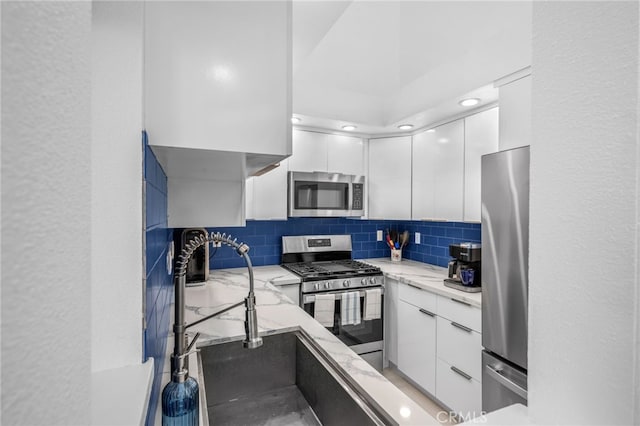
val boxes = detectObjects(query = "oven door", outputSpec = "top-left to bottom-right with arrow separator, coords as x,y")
301,288 -> 384,349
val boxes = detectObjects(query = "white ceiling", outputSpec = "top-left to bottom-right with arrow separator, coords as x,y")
292,1 -> 532,136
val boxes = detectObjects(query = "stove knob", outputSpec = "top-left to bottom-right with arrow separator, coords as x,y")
361,278 -> 367,285
369,277 -> 377,285
314,283 -> 320,291
343,280 -> 350,288
324,282 -> 330,289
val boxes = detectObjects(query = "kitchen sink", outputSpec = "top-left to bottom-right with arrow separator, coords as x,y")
198,330 -> 396,426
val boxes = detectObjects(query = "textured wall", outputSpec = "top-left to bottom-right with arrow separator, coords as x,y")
91,0 -> 144,372
1,2 -> 92,423
143,133 -> 173,426
530,2 -> 639,424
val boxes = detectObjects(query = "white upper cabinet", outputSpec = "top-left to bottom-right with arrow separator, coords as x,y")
326,134 -> 365,176
288,130 -> 328,172
143,1 -> 291,227
289,130 -> 365,176
368,136 -> 412,220
412,120 -> 464,221
464,108 -> 499,222
246,159 -> 289,220
145,1 -> 292,178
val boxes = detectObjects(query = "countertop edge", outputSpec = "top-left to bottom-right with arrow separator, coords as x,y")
92,358 -> 154,426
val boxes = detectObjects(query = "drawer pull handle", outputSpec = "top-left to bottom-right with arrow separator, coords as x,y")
451,366 -> 472,381
408,283 -> 422,290
451,321 -> 472,333
451,298 -> 471,307
419,308 -> 435,317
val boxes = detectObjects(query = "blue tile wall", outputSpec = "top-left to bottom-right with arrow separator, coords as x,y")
206,218 -> 481,269
397,221 -> 481,267
142,131 -> 172,426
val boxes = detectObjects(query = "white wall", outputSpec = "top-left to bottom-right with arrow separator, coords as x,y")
529,2 -> 639,424
1,2 -> 92,423
91,2 -> 144,372
498,75 -> 532,151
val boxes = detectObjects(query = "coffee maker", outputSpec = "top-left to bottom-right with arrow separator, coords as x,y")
174,228 -> 209,286
444,243 -> 481,293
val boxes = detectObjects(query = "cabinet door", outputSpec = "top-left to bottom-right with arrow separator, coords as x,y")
437,295 -> 481,332
384,278 -> 398,366
397,299 -> 436,394
368,136 -> 412,220
412,120 -> 464,221
327,134 -> 365,176
464,108 -> 499,222
436,316 -> 482,380
145,1 -> 290,156
436,358 -> 482,419
248,159 -> 289,220
245,176 -> 255,219
289,130 -> 328,172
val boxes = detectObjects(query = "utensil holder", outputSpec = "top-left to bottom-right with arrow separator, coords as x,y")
391,249 -> 402,262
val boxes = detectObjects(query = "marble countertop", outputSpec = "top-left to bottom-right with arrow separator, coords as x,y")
165,264 -> 439,426
363,258 -> 482,308
266,258 -> 481,307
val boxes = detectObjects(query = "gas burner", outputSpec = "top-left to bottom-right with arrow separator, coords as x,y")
282,259 -> 381,280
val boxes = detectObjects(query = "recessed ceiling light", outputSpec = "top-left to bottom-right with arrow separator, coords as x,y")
398,124 -> 413,130
342,125 -> 357,131
426,128 -> 436,133
459,98 -> 480,107
438,138 -> 449,144
291,116 -> 301,124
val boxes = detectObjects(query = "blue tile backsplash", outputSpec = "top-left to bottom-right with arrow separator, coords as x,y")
206,218 -> 480,269
142,131 -> 172,426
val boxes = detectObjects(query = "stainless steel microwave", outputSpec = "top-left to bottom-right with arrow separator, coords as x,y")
288,171 -> 364,217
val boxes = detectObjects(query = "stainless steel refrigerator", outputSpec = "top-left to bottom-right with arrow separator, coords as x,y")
481,146 -> 529,413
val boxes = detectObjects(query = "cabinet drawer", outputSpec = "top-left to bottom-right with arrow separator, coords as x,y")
436,317 -> 482,380
436,358 -> 482,419
398,282 -> 437,312
437,295 -> 481,332
397,299 -> 437,394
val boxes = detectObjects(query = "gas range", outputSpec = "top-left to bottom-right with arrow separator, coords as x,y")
282,234 -> 385,372
280,235 -> 383,294
282,259 -> 383,293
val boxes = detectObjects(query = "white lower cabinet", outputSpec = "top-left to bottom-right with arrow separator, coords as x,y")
436,295 -> 483,419
277,283 -> 300,306
436,316 -> 482,379
397,286 -> 437,394
436,358 -> 482,419
390,281 -> 483,419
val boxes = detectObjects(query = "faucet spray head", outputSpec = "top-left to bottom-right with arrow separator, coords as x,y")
243,293 -> 263,349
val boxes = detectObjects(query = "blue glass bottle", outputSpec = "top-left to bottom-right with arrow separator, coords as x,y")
161,376 -> 199,426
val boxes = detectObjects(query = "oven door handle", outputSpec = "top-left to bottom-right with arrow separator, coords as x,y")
303,287 -> 384,304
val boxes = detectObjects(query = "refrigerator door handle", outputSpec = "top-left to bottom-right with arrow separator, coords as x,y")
485,364 -> 528,400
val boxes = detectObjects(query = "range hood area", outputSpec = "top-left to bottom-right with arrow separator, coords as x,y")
151,146 -> 290,228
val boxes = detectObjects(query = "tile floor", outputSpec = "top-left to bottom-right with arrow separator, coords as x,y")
382,368 -> 457,425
